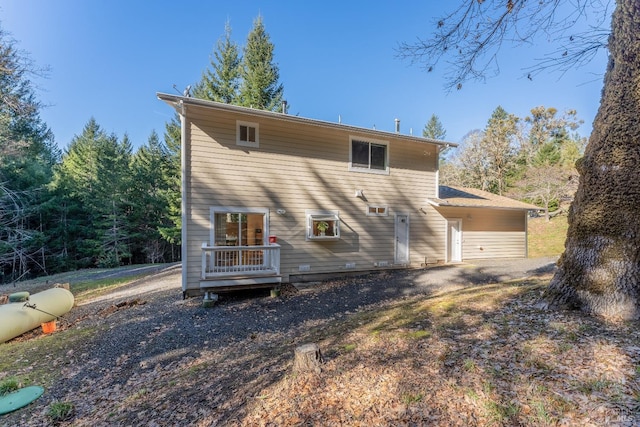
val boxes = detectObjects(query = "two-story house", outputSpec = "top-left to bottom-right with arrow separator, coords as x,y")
157,93 -> 537,299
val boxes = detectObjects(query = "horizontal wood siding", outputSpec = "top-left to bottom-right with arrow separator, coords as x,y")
435,206 -> 528,260
183,104 -> 445,290
462,231 -> 527,259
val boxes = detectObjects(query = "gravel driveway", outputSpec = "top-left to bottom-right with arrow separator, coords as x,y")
6,256 -> 558,426
73,256 -> 560,361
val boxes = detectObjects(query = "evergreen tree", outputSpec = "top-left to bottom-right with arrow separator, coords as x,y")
519,106 -> 583,167
129,130 -> 174,263
0,26 -> 58,282
238,15 -> 284,111
158,116 -> 182,248
49,119 -> 132,267
400,0 -> 640,319
159,16 -> 286,257
95,132 -> 132,267
508,107 -> 585,220
482,106 -> 518,195
193,21 -> 241,104
442,106 -> 521,196
41,181 -> 84,271
422,114 -> 447,140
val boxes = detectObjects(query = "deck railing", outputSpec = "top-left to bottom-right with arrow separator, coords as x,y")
201,243 -> 280,279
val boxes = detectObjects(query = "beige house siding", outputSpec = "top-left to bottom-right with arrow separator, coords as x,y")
462,231 -> 527,259
181,103 -> 446,292
435,206 -> 528,260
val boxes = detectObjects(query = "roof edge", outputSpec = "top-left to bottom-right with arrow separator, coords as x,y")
428,185 -> 541,211
156,92 -> 457,148
427,200 -> 539,211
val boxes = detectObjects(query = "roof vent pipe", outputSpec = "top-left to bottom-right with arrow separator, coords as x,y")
282,100 -> 288,114
395,118 -> 400,133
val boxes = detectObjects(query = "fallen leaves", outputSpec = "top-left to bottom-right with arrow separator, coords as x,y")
241,277 -> 640,426
3,272 -> 640,426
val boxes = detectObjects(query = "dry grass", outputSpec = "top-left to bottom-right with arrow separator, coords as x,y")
528,215 -> 569,258
241,275 -> 640,426
3,269 -> 640,426
2,264 -> 174,302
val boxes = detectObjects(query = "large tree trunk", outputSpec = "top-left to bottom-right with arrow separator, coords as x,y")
544,0 -> 640,320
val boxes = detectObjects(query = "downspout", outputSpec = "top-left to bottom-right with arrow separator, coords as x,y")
525,210 -> 529,258
435,163 -> 440,198
180,101 -> 188,295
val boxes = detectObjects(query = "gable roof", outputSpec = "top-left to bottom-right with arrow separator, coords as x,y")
156,92 -> 457,149
428,185 -> 540,211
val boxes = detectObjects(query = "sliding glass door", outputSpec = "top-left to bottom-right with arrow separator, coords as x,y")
213,212 -> 265,247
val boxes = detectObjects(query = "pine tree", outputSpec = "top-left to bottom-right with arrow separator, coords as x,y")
0,26 -> 58,282
129,130 -> 174,263
95,133 -> 132,267
158,16 -> 285,257
158,116 -> 182,248
49,119 -> 132,267
193,21 -> 241,104
482,106 -> 518,195
238,15 -> 284,111
422,114 -> 447,140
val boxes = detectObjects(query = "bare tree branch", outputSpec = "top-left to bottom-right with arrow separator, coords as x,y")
526,28 -> 609,78
396,0 -> 612,90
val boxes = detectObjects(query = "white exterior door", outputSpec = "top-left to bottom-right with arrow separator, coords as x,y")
394,214 -> 410,264
447,219 -> 462,262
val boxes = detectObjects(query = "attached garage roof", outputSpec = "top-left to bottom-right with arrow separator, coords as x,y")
428,186 -> 540,210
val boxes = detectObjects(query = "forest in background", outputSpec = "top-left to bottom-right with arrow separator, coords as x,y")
438,105 -> 586,219
0,16 -> 283,283
1,15 -> 585,284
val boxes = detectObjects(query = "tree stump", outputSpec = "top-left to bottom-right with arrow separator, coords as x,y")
293,343 -> 323,374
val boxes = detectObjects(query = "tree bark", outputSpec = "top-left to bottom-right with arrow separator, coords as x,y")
293,343 -> 323,374
544,0 -> 640,319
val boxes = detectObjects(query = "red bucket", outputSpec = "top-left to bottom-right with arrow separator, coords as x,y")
268,235 -> 277,244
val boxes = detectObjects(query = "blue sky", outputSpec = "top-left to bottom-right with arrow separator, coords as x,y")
2,1 -> 609,151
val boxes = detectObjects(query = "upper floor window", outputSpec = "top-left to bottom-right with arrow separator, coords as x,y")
349,137 -> 389,174
237,121 -> 259,148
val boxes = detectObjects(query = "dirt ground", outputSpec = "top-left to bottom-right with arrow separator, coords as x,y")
5,257 -> 638,426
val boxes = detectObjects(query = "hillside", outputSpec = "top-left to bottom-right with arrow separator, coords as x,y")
528,215 -> 569,258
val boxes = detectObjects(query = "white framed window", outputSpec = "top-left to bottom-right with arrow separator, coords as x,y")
367,205 -> 388,216
305,209 -> 340,240
349,136 -> 389,174
236,120 -> 259,148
